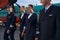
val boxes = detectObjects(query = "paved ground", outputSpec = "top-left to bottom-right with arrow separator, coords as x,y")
0,26 -> 20,40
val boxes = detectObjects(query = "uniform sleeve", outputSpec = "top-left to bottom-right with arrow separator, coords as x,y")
35,14 -> 40,38
6,14 -> 11,30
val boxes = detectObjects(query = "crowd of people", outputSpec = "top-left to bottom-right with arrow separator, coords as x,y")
3,0 -> 60,40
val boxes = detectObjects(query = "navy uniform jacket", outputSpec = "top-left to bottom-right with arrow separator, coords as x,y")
19,13 -> 27,33
39,5 -> 60,40
6,12 -> 16,30
25,13 -> 37,40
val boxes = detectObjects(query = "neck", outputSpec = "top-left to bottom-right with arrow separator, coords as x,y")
30,10 -> 34,13
44,3 -> 51,8
22,11 -> 25,13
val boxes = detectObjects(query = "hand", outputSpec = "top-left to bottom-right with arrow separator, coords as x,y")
35,37 -> 39,40
21,32 -> 24,37
7,30 -> 10,34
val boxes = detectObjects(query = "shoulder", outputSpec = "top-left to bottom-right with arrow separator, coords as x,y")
33,13 -> 37,18
52,5 -> 60,10
33,13 -> 37,15
53,5 -> 60,8
52,5 -> 60,13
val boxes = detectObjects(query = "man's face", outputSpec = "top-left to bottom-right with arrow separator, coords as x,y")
7,7 -> 13,12
20,7 -> 25,13
7,8 -> 10,12
9,7 -> 13,12
40,0 -> 51,6
28,6 -> 32,13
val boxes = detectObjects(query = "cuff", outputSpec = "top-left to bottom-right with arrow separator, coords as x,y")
10,25 -> 13,28
24,26 -> 26,29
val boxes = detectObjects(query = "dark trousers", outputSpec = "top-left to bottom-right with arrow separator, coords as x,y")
4,29 -> 16,40
20,33 -> 24,40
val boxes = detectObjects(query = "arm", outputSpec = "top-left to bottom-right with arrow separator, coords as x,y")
21,14 -> 27,37
35,14 -> 40,39
21,26 -> 26,37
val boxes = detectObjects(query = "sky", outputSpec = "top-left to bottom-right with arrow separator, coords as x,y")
16,0 -> 60,6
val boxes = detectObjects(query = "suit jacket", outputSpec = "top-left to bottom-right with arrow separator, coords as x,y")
19,13 -> 27,33
6,12 -> 16,30
39,5 -> 60,40
25,13 -> 37,38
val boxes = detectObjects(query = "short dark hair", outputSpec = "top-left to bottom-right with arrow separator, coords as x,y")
6,4 -> 12,8
28,4 -> 34,10
22,6 -> 26,8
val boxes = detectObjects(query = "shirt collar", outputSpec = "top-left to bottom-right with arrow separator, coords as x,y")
21,13 -> 25,15
28,12 -> 34,19
22,12 -> 24,14
45,4 -> 52,10
8,12 -> 11,14
29,12 -> 34,15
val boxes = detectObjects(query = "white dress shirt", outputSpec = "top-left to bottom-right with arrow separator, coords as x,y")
21,13 -> 26,29
28,13 -> 33,19
21,13 -> 24,19
45,4 -> 52,12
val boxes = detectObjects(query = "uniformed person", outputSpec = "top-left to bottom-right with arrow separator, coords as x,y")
19,6 -> 27,40
24,4 -> 38,40
39,0 -> 60,40
4,5 -> 16,40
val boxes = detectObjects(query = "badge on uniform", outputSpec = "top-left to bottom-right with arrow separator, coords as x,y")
49,14 -> 53,16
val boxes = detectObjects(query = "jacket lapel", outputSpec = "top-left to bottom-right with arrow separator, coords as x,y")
45,5 -> 54,16
28,13 -> 33,20
40,5 -> 54,21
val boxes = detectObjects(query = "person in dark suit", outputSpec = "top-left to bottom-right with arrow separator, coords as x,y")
19,6 -> 27,40
24,4 -> 38,40
39,0 -> 60,40
4,5 -> 16,40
